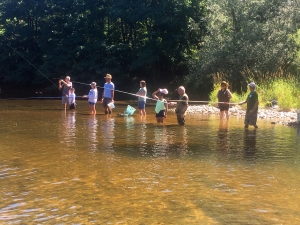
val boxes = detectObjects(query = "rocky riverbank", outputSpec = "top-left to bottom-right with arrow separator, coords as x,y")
169,105 -> 300,127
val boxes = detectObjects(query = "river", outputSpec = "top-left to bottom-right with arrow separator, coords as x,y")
0,100 -> 300,224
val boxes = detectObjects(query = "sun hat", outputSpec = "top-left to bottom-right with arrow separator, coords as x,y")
91,82 -> 97,86
159,88 -> 169,95
104,74 -> 112,79
248,82 -> 256,88
221,81 -> 228,87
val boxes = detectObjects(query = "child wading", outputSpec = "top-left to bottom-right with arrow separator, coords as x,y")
83,82 -> 98,115
152,88 -> 168,123
69,88 -> 76,110
217,81 -> 232,120
136,80 -> 147,116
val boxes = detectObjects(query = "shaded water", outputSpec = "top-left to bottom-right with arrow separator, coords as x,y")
0,100 -> 300,224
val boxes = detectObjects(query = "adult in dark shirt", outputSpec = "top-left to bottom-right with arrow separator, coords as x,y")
175,86 -> 189,125
239,82 -> 259,129
217,81 -> 232,120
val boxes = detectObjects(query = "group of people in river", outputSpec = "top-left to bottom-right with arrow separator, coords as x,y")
58,75 -> 259,128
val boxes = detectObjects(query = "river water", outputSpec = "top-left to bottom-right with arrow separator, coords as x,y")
0,100 -> 300,224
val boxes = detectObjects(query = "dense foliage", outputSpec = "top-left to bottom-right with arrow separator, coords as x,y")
0,0 -> 206,97
0,0 -> 299,98
187,0 -> 300,94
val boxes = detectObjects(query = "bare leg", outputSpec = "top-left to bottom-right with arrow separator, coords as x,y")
220,111 -> 224,120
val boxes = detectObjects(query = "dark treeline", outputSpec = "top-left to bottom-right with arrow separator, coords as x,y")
0,0 -> 206,98
0,0 -> 299,99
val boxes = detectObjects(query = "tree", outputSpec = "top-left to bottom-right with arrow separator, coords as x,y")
188,0 -> 300,93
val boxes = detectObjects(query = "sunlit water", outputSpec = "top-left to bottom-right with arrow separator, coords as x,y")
0,100 -> 300,224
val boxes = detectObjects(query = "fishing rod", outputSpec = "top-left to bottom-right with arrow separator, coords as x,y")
57,80 -> 240,105
7,44 -> 60,90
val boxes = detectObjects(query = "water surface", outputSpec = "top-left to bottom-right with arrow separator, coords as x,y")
0,100 -> 300,224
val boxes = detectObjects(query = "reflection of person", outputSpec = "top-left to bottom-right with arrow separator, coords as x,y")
239,82 -> 259,129
175,86 -> 189,125
217,81 -> 232,120
244,129 -> 257,159
58,76 -> 72,109
69,88 -> 76,110
101,74 -> 115,114
83,82 -> 98,115
152,88 -> 168,123
136,80 -> 147,116
217,120 -> 229,152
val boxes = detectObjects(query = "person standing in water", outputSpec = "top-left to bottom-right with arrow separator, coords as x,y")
58,76 -> 72,109
68,88 -> 76,110
136,80 -> 147,116
152,88 -> 168,123
83,82 -> 98,115
175,86 -> 189,125
101,74 -> 115,114
239,82 -> 259,129
217,81 -> 232,120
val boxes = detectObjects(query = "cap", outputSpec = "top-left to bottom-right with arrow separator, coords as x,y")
91,82 -> 97,86
104,74 -> 112,79
159,88 -> 169,95
248,82 -> 256,88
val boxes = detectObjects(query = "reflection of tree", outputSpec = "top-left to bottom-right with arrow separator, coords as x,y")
60,111 -> 76,147
217,120 -> 229,152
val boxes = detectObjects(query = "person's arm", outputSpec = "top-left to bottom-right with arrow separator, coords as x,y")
60,80 -> 72,87
180,96 -> 188,118
249,100 -> 259,114
164,100 -> 168,118
136,89 -> 145,96
227,89 -> 232,99
58,80 -> 63,89
239,99 -> 247,105
111,90 -> 114,102
152,89 -> 160,100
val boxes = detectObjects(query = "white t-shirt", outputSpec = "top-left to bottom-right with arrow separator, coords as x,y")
88,89 -> 98,103
69,93 -> 76,105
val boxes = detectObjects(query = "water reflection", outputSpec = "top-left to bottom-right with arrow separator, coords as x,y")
87,115 -> 98,151
100,116 -> 115,152
60,111 -> 76,146
243,129 -> 257,159
217,120 -> 229,152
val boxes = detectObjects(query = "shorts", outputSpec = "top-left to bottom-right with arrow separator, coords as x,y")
219,104 -> 229,111
244,111 -> 258,125
102,98 -> 112,108
89,102 -> 96,105
69,103 -> 76,109
62,96 -> 68,104
156,110 -> 165,118
138,101 -> 146,110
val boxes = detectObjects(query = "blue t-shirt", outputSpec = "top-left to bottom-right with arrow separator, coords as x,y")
103,82 -> 114,98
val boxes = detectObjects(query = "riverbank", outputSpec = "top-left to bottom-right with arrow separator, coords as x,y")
169,105 -> 300,127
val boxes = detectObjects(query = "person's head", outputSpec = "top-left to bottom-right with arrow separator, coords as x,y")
178,86 -> 185,95
221,81 -> 228,89
91,82 -> 97,89
140,80 -> 146,88
248,82 -> 256,91
65,76 -> 70,82
104,74 -> 112,83
70,88 -> 75,93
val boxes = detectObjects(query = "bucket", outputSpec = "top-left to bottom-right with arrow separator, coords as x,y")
124,105 -> 136,115
107,102 -> 115,110
297,110 -> 300,122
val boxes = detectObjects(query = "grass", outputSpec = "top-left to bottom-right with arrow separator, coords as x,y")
210,77 -> 300,111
